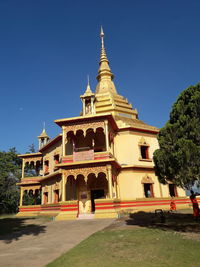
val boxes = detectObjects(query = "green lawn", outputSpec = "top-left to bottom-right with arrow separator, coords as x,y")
47,212 -> 200,267
47,228 -> 199,267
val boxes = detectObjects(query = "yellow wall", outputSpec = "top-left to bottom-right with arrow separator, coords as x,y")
118,169 -> 186,200
42,140 -> 62,175
114,130 -> 159,166
41,176 -> 61,204
118,170 -> 159,199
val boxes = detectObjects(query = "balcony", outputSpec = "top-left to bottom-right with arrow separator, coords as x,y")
61,148 -> 113,164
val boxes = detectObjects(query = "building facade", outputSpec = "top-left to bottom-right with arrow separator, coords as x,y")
17,29 -> 188,220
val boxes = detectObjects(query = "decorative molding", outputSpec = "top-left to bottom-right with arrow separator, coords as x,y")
138,137 -> 149,146
141,174 -> 154,184
24,157 -> 42,164
54,182 -> 60,190
63,121 -> 105,137
22,185 -> 41,191
139,158 -> 152,162
63,166 -> 108,181
44,186 -> 48,193
53,150 -> 60,156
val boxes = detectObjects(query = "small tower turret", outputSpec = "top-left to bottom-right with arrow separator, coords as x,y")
80,76 -> 95,116
38,123 -> 50,149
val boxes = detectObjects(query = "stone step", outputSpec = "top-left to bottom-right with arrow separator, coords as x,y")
77,213 -> 95,220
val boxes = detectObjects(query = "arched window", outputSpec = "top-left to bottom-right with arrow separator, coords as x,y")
138,137 -> 150,160
44,160 -> 49,175
43,192 -> 48,204
141,174 -> 154,198
168,183 -> 178,197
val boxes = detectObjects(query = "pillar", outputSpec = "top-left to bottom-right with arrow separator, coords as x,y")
159,182 -> 163,198
42,160 -> 45,177
104,120 -> 109,152
83,99 -> 86,116
50,185 -> 53,204
22,159 -> 25,179
62,173 -> 66,202
41,188 -> 44,204
91,97 -> 95,114
20,188 -> 23,206
116,182 -> 120,199
107,165 -> 113,199
38,139 -> 41,150
62,126 -> 66,157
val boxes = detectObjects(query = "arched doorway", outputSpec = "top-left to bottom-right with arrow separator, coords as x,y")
66,175 -> 77,201
76,175 -> 91,214
87,172 -> 108,213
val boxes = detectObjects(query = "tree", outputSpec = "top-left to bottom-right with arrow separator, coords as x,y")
27,143 -> 36,153
0,148 -> 22,213
153,83 -> 200,188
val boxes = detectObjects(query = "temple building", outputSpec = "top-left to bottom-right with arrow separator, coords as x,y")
17,28 -> 188,220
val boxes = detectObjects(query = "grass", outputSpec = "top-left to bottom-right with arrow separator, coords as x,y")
47,227 -> 200,267
47,211 -> 200,267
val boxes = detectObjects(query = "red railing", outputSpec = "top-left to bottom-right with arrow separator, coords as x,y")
61,151 -> 112,163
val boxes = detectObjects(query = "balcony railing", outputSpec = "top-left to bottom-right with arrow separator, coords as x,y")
61,150 -> 113,164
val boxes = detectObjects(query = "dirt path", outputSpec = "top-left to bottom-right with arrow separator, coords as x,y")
0,218 -> 114,267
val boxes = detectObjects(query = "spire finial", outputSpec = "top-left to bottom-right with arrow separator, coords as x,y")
99,26 -> 108,63
38,122 -> 49,139
82,75 -> 92,95
100,26 -> 105,49
96,27 -> 117,95
38,121 -> 49,149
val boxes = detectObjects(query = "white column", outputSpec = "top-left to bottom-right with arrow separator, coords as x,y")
83,99 -> 86,116
116,178 -> 120,199
104,120 -> 109,152
91,98 -> 95,114
38,139 -> 41,150
20,188 -> 23,206
42,160 -> 45,177
107,165 -> 113,199
41,188 -> 44,204
159,183 -> 163,198
49,185 -> 53,204
91,99 -> 93,114
22,159 -> 25,179
62,173 -> 66,202
62,127 -> 66,157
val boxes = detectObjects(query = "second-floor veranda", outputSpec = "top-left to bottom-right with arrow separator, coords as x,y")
55,114 -> 118,164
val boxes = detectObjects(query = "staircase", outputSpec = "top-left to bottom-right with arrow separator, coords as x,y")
77,213 -> 95,219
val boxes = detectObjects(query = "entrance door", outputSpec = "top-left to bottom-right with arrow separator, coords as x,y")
91,189 -> 105,212
78,191 -> 91,214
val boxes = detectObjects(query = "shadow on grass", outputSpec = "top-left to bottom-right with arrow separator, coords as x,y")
125,211 -> 200,233
0,217 -> 46,244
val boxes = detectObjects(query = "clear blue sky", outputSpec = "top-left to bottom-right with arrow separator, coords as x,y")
0,0 -> 200,153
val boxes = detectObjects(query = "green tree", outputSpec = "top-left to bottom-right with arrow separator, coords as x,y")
27,143 -> 36,153
0,148 -> 22,213
153,83 -> 200,188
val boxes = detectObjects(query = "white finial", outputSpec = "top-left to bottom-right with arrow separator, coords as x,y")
100,26 -> 105,49
87,74 -> 90,86
43,122 -> 45,130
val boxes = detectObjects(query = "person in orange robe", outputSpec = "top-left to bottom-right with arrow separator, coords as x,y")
170,197 -> 176,211
190,190 -> 200,220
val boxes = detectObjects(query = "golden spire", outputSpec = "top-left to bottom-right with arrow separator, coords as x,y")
96,27 -> 117,94
84,75 -> 92,95
38,122 -> 50,149
99,26 -> 107,62
38,122 -> 48,138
